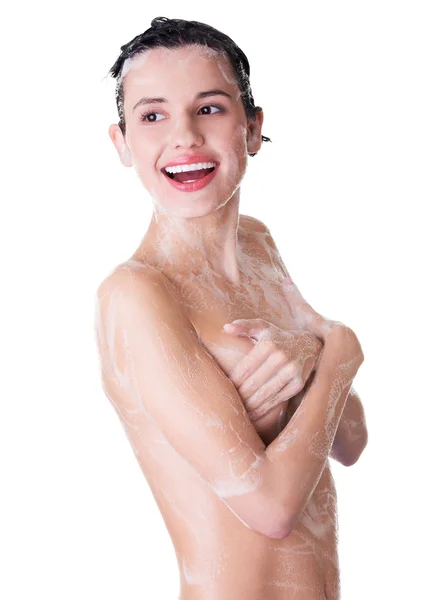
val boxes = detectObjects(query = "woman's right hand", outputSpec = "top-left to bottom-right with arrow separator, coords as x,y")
282,275 -> 364,362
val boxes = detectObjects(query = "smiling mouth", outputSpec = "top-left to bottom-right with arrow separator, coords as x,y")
163,166 -> 216,183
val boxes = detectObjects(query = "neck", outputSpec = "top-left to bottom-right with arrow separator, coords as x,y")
136,192 -> 243,285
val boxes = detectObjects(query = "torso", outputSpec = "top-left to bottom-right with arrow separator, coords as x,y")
106,215 -> 340,599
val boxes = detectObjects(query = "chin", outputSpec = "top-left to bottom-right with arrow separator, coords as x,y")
148,175 -> 241,219
153,196 -> 231,220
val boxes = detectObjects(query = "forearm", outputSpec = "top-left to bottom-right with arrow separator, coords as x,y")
265,327 -> 364,535
330,386 -> 368,465
290,340 -> 368,466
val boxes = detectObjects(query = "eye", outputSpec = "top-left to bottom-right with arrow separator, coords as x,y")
198,105 -> 225,115
140,111 -> 165,123
140,105 -> 225,123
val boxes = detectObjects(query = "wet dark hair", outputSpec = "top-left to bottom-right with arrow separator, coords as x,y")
106,16 -> 271,158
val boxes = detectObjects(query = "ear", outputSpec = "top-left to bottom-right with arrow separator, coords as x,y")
246,109 -> 264,155
108,124 -> 133,167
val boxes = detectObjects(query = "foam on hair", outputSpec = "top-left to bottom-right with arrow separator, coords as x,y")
105,16 -> 272,157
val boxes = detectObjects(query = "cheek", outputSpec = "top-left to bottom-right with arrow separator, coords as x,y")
127,134 -> 147,159
223,124 -> 248,183
126,134 -> 155,173
230,123 -> 249,158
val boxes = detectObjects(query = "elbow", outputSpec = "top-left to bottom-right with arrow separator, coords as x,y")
262,513 -> 290,540
268,511 -> 298,540
258,461 -> 299,539
263,520 -> 293,540
272,523 -> 294,540
263,499 -> 297,540
342,433 -> 369,467
264,524 -> 289,540
226,491 -> 290,540
257,496 -> 295,540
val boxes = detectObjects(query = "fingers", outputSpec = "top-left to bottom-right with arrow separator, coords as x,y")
227,339 -> 273,388
223,318 -> 269,341
244,364 -> 302,413
238,352 -> 295,399
248,377 -> 303,421
299,345 -> 322,381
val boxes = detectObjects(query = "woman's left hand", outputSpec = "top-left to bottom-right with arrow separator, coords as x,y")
223,319 -> 323,421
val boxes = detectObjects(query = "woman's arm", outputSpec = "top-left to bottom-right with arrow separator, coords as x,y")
94,264 -> 286,539
330,386 -> 368,466
265,325 -> 364,537
287,382 -> 368,467
250,216 -> 368,467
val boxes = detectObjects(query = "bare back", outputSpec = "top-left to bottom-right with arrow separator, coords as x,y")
98,216 -> 340,600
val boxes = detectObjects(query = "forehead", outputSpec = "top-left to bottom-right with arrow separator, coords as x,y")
121,45 -> 240,105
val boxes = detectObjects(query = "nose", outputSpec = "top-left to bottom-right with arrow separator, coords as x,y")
170,114 -> 204,149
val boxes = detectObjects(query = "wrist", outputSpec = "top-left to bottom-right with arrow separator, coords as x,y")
302,314 -> 344,344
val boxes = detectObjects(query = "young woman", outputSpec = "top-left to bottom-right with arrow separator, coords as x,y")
94,17 -> 367,600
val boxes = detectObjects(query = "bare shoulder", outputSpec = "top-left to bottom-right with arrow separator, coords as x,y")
95,260 -> 191,328
95,261 -> 196,366
96,259 -> 181,303
94,260 -> 192,376
239,214 -> 277,246
240,214 -> 270,234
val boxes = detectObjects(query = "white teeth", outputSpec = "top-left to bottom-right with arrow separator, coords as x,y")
164,161 -> 217,174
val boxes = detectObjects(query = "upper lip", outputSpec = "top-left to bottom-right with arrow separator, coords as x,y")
161,155 -> 219,170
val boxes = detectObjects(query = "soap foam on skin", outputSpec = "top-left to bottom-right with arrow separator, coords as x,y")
211,452 -> 265,499
96,255 -> 342,596
100,41 -> 348,598
307,354 -> 359,461
120,51 -> 152,82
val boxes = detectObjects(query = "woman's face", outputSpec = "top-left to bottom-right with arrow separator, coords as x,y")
109,45 -> 262,218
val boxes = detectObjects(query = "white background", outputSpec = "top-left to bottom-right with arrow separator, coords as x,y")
2,1 -> 433,598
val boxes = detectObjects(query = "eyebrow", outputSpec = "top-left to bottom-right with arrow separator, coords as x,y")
132,89 -> 232,112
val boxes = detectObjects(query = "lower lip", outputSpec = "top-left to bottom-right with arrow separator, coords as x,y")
162,165 -> 219,192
